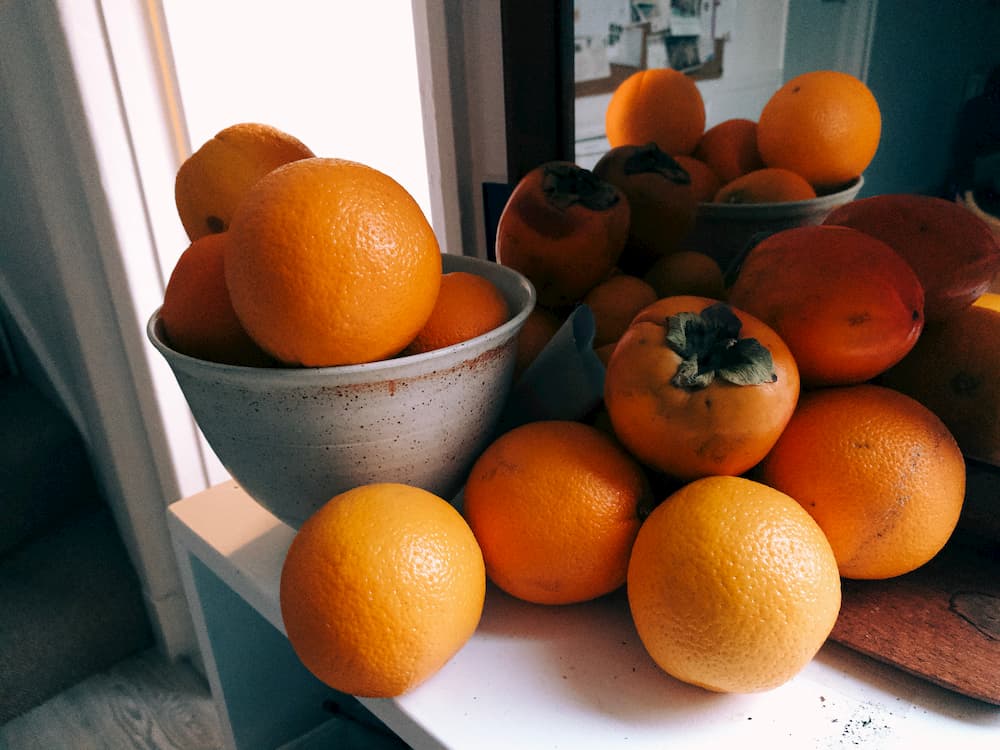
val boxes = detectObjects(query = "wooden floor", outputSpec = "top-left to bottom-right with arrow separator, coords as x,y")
0,648 -> 411,750
0,648 -> 224,750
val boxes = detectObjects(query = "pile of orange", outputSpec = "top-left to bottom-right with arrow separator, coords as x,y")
483,61 -> 1000,696
177,74 -> 1000,706
160,122 -> 510,368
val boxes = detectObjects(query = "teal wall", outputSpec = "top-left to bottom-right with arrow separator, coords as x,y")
786,0 -> 1000,198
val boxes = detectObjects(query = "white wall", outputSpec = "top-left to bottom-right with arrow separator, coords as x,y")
162,1 -> 432,246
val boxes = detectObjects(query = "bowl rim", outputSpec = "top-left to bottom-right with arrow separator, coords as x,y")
147,252 -> 536,379
696,175 -> 864,217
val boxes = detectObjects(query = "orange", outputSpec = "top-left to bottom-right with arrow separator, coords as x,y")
757,70 -> 881,190
727,225 -> 924,386
693,118 -> 765,185
174,122 -> 314,241
604,297 -> 799,481
225,157 -> 442,367
642,250 -> 726,300
713,168 -> 816,204
403,271 -> 510,355
672,155 -> 721,203
594,341 -> 617,367
604,68 -> 706,156
279,483 -> 485,698
881,302 -> 1000,465
974,291 -> 1000,312
757,385 -> 965,580
582,273 -> 658,348
495,161 -> 630,308
159,233 -> 273,366
627,475 -> 841,693
592,143 -> 699,273
463,420 -> 651,605
824,193 -> 1000,321
513,306 -> 563,379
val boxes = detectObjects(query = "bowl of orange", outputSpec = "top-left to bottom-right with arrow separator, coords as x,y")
148,252 -> 535,527
688,176 -> 865,273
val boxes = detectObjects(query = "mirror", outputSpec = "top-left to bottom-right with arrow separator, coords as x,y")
501,1 -> 1000,200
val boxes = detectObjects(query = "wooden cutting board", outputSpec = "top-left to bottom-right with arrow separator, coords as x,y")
829,459 -> 1000,705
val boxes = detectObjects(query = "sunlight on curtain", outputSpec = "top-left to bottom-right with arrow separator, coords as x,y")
161,1 -> 432,220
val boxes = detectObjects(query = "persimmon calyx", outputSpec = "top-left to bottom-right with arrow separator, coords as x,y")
623,143 -> 691,185
542,163 -> 622,211
665,303 -> 777,389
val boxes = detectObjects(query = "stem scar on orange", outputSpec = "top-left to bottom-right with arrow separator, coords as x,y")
174,122 -> 314,241
495,161 -> 630,309
604,297 -> 799,481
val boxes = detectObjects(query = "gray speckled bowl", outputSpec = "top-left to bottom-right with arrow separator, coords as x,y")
690,176 -> 865,272
148,253 -> 535,527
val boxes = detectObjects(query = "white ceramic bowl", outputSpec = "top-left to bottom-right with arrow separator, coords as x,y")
148,253 -> 535,527
688,176 -> 865,272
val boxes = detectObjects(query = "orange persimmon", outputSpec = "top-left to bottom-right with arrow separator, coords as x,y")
592,143 -> 698,274
604,296 -> 800,481
495,162 -> 630,309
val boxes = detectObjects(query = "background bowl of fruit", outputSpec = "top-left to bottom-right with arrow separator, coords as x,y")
688,175 -> 865,272
149,125 -> 535,527
601,69 -> 880,272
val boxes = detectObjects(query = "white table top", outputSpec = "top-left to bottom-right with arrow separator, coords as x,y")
168,482 -> 1000,749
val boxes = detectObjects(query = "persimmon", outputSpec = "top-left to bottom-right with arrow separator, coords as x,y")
592,143 -> 698,274
513,306 -> 563,379
643,250 -> 726,301
495,162 -> 629,308
604,297 -> 799,481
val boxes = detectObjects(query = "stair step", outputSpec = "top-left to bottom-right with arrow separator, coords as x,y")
0,504 -> 154,724
0,376 -> 100,556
